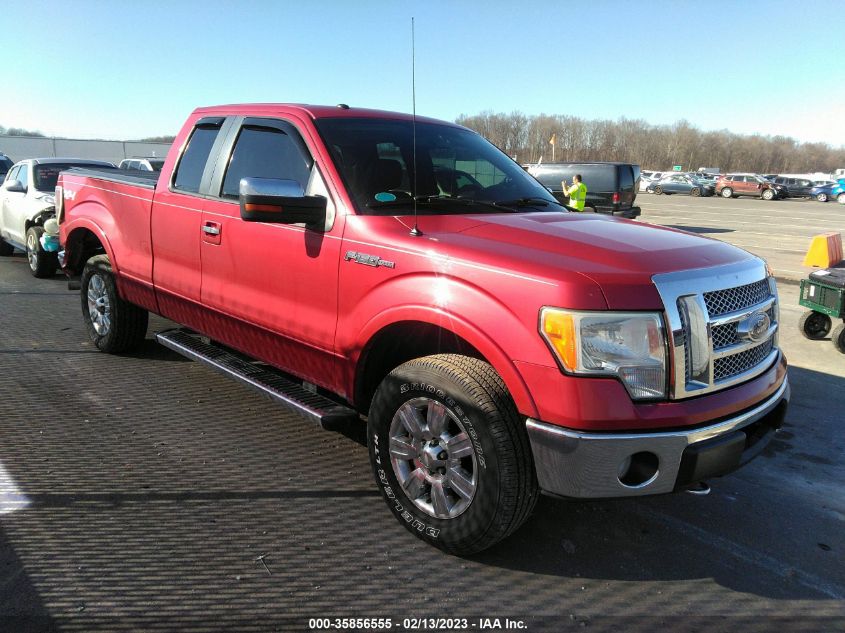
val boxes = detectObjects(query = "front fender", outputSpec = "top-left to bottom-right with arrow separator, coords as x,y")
343,273 -> 550,418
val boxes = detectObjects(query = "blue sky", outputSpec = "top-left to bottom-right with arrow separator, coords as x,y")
4,0 -> 844,146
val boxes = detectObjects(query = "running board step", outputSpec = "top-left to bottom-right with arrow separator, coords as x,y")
155,329 -> 358,429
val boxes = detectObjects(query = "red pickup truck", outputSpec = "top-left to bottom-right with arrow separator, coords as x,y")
57,104 -> 789,554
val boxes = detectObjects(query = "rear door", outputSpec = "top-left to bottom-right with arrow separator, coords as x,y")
199,116 -> 344,385
151,116 -> 230,323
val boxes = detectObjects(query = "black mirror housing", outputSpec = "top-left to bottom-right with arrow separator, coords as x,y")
238,177 -> 326,227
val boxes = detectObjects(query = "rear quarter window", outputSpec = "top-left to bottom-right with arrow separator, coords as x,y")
577,165 -> 616,192
172,123 -> 222,194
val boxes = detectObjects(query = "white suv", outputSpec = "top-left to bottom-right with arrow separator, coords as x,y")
0,158 -> 114,276
118,158 -> 165,172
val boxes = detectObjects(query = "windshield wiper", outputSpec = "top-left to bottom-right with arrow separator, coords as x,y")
492,197 -> 557,209
368,195 -> 514,212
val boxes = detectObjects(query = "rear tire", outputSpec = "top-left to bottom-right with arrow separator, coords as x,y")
832,323 -> 845,354
721,187 -> 733,198
81,254 -> 148,353
799,310 -> 832,340
367,354 -> 538,555
26,226 -> 58,278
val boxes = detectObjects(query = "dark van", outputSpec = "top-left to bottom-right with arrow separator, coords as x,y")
524,162 -> 641,218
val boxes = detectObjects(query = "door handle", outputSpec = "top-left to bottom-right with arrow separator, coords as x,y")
202,224 -> 220,236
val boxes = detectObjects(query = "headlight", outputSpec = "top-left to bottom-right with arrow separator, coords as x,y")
540,308 -> 667,400
36,193 -> 56,205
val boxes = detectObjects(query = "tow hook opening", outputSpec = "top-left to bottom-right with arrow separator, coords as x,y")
618,451 -> 659,488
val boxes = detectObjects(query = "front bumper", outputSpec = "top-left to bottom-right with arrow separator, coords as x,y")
525,377 -> 789,498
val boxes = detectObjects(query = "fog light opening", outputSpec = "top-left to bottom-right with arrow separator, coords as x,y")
618,451 -> 659,488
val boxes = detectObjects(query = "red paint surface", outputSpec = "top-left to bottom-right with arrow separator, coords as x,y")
59,104 -> 785,430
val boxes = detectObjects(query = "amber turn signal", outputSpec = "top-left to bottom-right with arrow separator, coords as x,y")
540,310 -> 578,371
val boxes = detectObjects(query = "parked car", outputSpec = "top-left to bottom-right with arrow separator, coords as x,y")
118,157 -> 165,172
525,161 -> 641,217
640,170 -> 668,192
57,103 -> 789,554
716,174 -> 787,200
0,153 -> 13,179
0,158 -> 115,275
770,176 -> 816,198
648,173 -> 715,196
808,180 -> 845,203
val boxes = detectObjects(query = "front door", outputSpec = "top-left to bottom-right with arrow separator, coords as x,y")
199,117 -> 344,390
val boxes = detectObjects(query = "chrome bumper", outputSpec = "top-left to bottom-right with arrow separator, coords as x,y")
526,376 -> 789,499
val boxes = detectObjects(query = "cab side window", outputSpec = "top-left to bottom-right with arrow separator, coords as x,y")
221,126 -> 311,199
172,122 -> 223,194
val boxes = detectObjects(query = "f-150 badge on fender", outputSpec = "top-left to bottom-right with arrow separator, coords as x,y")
344,250 -> 395,269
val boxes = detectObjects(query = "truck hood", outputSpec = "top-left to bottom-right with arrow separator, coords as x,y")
410,211 -> 755,310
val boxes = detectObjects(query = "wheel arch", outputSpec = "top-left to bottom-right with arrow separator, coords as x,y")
24,207 -> 56,233
63,221 -> 115,277
353,317 -> 538,419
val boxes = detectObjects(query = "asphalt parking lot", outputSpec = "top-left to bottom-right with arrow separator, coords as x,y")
638,193 -> 843,282
1,197 -> 844,632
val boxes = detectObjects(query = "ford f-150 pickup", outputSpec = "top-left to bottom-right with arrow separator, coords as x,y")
57,104 -> 790,554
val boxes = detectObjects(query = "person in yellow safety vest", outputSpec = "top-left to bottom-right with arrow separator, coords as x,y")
562,174 -> 588,211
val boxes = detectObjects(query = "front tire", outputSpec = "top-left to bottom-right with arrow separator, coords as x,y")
367,354 -> 538,555
81,254 -> 148,353
721,187 -> 733,198
26,226 -> 58,278
799,310 -> 831,340
654,185 -> 663,195
691,187 -> 701,197
762,188 -> 775,200
817,193 -> 828,202
837,193 -> 845,205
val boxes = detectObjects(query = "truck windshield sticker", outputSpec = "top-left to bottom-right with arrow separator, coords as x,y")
374,192 -> 396,202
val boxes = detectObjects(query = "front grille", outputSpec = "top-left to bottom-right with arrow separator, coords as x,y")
653,262 -> 779,399
711,306 -> 777,351
714,339 -> 774,381
703,279 -> 771,317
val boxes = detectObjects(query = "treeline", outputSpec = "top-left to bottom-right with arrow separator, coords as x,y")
455,111 -> 845,174
0,125 -> 45,137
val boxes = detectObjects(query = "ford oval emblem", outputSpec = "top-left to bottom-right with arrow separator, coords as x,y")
737,311 -> 771,343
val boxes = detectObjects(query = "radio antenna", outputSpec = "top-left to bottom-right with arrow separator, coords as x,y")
409,16 -> 422,237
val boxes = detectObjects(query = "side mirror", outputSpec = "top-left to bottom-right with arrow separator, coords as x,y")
5,180 -> 26,193
238,177 -> 326,227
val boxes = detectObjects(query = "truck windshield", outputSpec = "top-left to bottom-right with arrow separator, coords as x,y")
314,118 -> 560,214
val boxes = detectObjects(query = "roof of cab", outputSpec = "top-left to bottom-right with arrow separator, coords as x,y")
191,103 -> 462,128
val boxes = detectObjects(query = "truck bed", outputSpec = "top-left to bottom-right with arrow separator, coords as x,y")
63,167 -> 159,190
